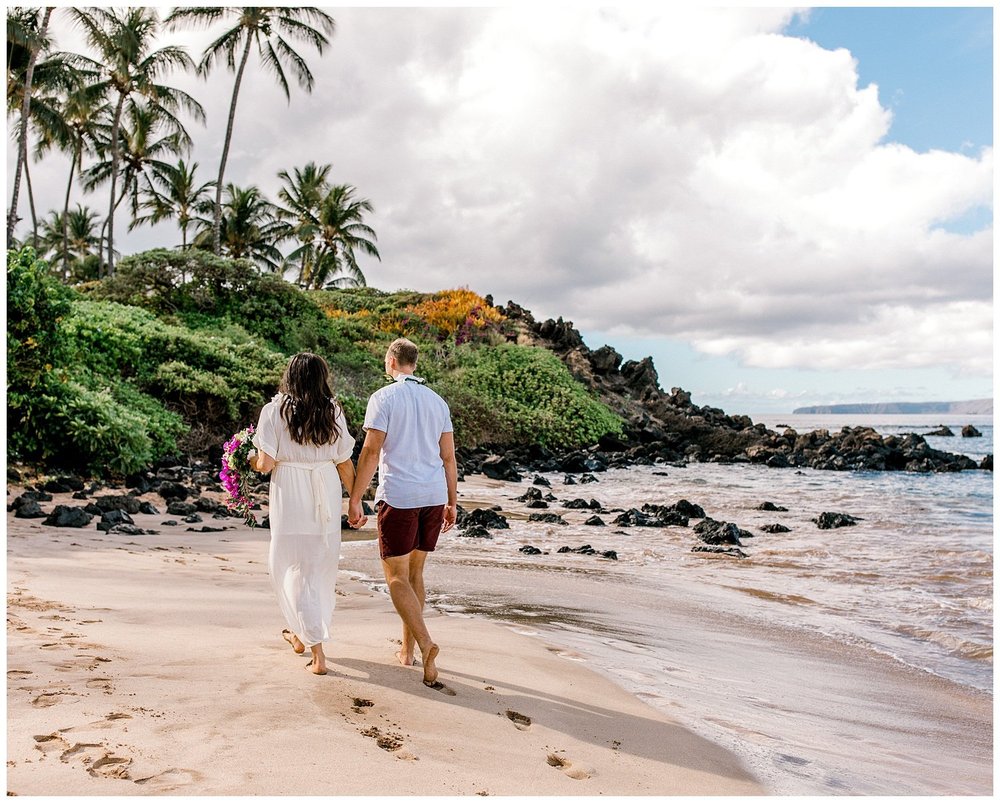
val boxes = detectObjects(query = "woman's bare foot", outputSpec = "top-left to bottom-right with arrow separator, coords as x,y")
395,650 -> 418,667
307,645 -> 327,675
420,643 -> 439,686
282,629 -> 305,654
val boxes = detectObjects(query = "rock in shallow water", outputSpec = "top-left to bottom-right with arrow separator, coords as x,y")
813,512 -> 861,529
692,545 -> 748,558
760,523 -> 791,533
693,518 -> 753,545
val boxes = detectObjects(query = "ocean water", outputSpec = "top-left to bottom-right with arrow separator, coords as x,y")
340,415 -> 993,794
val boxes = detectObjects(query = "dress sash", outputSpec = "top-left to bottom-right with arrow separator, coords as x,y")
275,461 -> 339,544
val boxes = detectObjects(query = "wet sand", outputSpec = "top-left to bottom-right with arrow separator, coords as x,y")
6,486 -> 763,796
341,474 -> 994,795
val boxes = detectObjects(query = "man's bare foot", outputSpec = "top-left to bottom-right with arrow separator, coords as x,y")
395,650 -> 419,667
421,643 -> 439,686
282,629 -> 305,654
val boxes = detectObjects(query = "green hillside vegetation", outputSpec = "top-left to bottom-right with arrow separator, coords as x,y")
7,247 -> 623,476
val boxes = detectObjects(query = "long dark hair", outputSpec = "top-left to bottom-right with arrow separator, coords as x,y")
278,353 -> 342,446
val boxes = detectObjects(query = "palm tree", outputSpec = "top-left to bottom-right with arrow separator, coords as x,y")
164,7 -> 336,256
276,160 -> 332,284
82,100 -> 192,263
193,183 -> 288,271
309,184 -> 380,289
132,158 -> 214,249
69,7 -> 204,276
38,204 -> 102,280
32,81 -> 110,272
7,5 -> 54,245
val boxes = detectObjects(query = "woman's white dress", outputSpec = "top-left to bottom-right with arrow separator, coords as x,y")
252,394 -> 356,647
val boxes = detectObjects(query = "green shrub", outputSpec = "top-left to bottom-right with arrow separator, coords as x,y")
7,247 -> 72,390
61,299 -> 286,433
453,344 -> 623,449
7,375 -> 184,475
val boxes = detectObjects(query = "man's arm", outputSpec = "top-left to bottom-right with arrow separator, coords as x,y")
439,431 -> 458,532
347,428 -> 385,527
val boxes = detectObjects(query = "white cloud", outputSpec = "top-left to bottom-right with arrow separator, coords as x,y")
9,7 -> 992,379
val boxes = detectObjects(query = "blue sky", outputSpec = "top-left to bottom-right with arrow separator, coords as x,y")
583,6 -> 993,414
10,7 -> 994,417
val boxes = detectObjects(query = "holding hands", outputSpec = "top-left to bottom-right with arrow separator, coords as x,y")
347,499 -> 368,530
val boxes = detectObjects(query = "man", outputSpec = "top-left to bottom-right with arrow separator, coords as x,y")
347,338 -> 458,689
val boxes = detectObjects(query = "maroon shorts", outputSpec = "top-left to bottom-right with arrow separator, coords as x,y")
376,502 -> 445,559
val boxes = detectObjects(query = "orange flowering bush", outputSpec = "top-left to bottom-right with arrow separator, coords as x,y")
405,289 -> 506,343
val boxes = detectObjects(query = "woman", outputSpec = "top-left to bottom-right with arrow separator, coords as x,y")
248,353 -> 364,675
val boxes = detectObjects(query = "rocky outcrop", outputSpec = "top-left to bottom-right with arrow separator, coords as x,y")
496,301 -> 991,474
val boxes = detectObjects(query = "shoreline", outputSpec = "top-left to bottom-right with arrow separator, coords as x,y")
6,488 -> 764,796
337,471 -> 993,795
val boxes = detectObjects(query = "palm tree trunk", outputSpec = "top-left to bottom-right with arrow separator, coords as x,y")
62,144 -> 78,280
24,158 -> 39,249
7,6 -> 53,246
213,35 -> 253,256
102,92 -> 126,278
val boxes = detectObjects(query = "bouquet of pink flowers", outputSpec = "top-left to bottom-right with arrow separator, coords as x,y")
219,425 -> 261,528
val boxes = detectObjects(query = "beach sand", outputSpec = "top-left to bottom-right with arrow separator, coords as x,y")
5,485 -> 764,796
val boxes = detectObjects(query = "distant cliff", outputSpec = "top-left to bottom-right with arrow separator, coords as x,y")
793,400 -> 993,415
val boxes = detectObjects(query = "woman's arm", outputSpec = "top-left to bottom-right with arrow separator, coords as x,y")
336,459 -> 357,497
249,449 -> 276,474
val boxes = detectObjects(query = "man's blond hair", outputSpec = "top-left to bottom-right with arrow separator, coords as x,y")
387,337 -> 419,368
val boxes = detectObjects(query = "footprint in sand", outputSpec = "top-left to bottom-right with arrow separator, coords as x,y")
133,767 -> 203,790
31,691 -> 75,708
360,725 -> 404,752
88,753 -> 132,779
505,710 -> 531,731
7,669 -> 32,679
85,678 -> 113,693
546,753 -> 593,780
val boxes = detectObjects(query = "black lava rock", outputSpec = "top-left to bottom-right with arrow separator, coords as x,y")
160,520 -> 179,526
579,473 -> 599,484
562,498 -> 602,510
138,501 -> 160,515
755,501 -> 788,512
525,499 -> 549,509
527,512 -> 568,525
692,545 -> 748,558
13,500 -> 46,518
167,501 -> 198,516
760,523 -> 791,533
42,505 -> 93,528
157,481 -> 190,501
583,515 -> 606,526
457,507 -> 510,530
516,487 -> 544,502
601,550 -> 618,560
481,455 -> 523,482
93,494 -> 141,514
531,475 -> 552,487
195,496 -> 224,513
962,425 -> 983,438
923,426 -> 954,437
563,475 -> 577,485
106,523 -> 150,536
97,509 -> 135,532
456,524 -> 493,539
693,518 -> 753,545
813,512 -> 861,529
183,513 -> 203,523
518,545 -> 542,555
